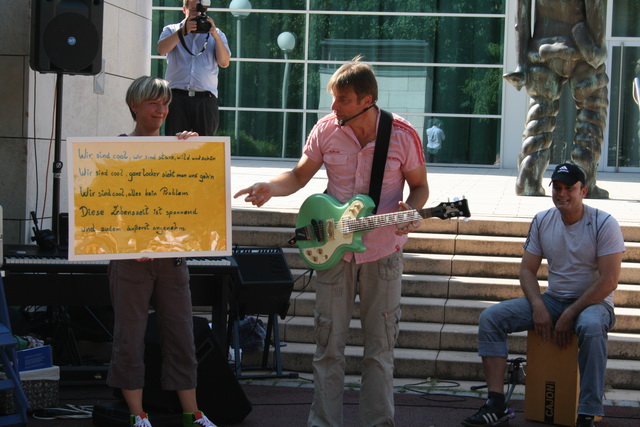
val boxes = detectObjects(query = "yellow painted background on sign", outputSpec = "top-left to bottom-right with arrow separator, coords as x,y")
71,139 -> 228,258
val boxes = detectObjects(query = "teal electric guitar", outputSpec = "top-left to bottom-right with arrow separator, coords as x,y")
292,193 -> 471,270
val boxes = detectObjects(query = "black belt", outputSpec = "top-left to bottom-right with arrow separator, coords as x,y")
171,89 -> 213,98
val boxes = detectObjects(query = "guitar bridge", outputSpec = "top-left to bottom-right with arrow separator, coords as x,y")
291,225 -> 311,242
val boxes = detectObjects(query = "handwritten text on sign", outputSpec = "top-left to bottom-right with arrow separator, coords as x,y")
67,137 -> 231,260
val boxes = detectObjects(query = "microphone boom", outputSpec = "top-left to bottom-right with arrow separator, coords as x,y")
338,104 -> 375,126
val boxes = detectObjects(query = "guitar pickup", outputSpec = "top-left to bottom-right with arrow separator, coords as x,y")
311,219 -> 325,243
325,219 -> 335,240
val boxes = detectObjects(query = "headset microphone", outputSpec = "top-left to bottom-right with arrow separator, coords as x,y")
338,104 -> 375,126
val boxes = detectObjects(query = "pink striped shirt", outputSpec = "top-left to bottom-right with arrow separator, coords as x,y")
303,108 -> 425,264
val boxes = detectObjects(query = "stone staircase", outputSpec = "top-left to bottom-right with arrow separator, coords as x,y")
231,209 -> 640,390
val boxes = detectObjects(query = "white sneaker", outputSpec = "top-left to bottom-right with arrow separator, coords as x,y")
183,411 -> 218,427
130,413 -> 152,427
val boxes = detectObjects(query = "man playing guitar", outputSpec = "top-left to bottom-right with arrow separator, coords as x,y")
235,56 -> 428,427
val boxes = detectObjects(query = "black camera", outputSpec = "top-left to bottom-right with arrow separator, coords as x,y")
192,0 -> 212,33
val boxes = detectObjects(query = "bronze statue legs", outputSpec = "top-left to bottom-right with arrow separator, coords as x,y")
516,65 -> 562,196
515,62 -> 609,198
570,62 -> 609,198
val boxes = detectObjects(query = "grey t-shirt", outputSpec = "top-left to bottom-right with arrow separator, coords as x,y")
523,205 -> 626,307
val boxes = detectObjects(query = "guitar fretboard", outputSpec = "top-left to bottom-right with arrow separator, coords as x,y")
340,208 -> 432,233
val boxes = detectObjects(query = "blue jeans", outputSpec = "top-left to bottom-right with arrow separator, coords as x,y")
477,293 -> 615,416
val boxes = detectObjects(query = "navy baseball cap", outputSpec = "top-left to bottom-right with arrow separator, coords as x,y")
550,163 -> 585,186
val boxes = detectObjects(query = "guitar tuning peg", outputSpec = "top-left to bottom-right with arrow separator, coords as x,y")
453,196 -> 460,202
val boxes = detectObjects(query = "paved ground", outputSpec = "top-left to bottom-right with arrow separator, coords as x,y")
230,159 -> 640,224
22,377 -> 640,426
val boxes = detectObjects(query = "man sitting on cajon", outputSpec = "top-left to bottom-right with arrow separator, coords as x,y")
461,163 -> 625,427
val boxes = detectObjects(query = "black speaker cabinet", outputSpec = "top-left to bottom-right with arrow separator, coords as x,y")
30,0 -> 103,75
232,246 -> 294,319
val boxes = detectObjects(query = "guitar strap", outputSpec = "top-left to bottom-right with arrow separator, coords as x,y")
369,109 -> 392,214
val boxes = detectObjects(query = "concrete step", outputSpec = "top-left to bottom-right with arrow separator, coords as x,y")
232,211 -> 534,238
277,342 -> 640,389
234,234 -> 640,284
279,316 -> 640,359
234,226 -> 640,264
232,210 -> 640,243
233,209 -> 297,228
231,208 -> 640,391
287,292 -> 640,333
232,226 -> 527,257
448,254 -> 640,283
289,270 -> 640,308
233,226 -> 294,248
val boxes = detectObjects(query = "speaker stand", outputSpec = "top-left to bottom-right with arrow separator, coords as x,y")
229,313 -> 298,380
21,304 -> 112,383
52,72 -> 64,239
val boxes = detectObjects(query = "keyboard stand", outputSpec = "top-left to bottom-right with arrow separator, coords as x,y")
2,244 -> 239,383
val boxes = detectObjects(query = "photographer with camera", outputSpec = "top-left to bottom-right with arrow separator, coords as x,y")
158,0 -> 231,136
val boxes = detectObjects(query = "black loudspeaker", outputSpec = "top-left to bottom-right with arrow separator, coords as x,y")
141,314 -> 252,425
30,0 -> 103,75
232,247 -> 294,319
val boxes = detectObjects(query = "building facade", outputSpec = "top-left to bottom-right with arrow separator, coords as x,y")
152,0 -> 640,172
0,0 -> 153,243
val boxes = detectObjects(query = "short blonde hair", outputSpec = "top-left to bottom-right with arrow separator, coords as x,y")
327,55 -> 378,103
125,76 -> 172,120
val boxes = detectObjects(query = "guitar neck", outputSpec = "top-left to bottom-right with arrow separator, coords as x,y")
349,208 -> 433,233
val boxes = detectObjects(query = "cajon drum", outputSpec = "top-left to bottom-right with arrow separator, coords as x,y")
524,330 -> 579,426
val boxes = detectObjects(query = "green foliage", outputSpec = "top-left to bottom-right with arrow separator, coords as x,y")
217,128 -> 279,157
462,43 -> 503,116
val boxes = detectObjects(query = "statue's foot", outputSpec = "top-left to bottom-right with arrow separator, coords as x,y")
516,183 -> 546,197
587,185 -> 609,199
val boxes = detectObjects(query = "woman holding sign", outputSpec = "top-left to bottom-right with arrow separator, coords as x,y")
107,76 -> 216,427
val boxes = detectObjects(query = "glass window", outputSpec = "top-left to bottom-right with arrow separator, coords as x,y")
612,0 -> 640,38
217,62 -> 305,110
232,0 -> 306,10
433,67 -> 503,115
426,117 -> 501,165
220,111 -> 306,158
220,12 -> 306,60
308,63 -> 502,116
152,9 -> 183,56
607,46 -> 640,168
308,15 -> 503,65
152,1 -> 506,164
309,0 -> 504,14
